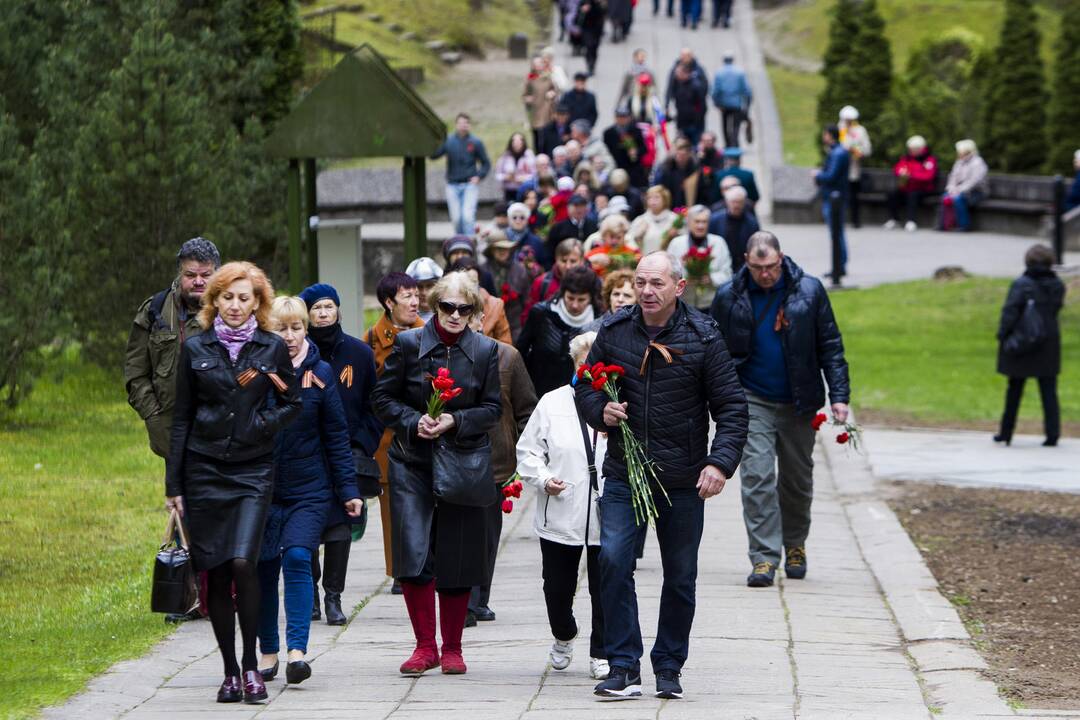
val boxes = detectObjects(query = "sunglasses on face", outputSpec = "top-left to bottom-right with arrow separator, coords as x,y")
437,301 -> 475,317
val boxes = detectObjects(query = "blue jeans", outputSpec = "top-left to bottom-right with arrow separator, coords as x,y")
598,479 -> 705,674
257,546 -> 314,654
821,193 -> 848,272
680,0 -> 701,25
948,190 -> 983,231
446,181 -> 479,236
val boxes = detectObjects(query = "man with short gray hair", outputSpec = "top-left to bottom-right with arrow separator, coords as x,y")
577,251 -> 747,700
709,185 -> 760,273
710,231 -> 850,588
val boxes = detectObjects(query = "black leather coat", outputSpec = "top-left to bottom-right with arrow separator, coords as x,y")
516,301 -> 588,398
710,257 -> 850,416
575,301 -> 748,489
997,268 -> 1065,378
166,328 -> 302,496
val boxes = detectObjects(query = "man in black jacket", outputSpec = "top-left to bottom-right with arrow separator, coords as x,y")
577,251 -> 748,701
546,195 -> 598,251
560,72 -> 598,128
708,185 -> 759,273
710,231 -> 850,588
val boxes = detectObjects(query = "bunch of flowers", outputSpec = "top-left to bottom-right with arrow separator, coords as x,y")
499,473 -> 524,514
577,362 -> 669,526
425,367 -> 462,419
500,282 -> 520,305
670,206 -> 688,231
682,244 -> 711,281
811,412 -> 862,452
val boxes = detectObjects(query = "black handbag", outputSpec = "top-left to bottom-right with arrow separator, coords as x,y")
352,449 -> 383,499
432,436 -> 498,506
151,509 -> 198,615
1003,296 -> 1046,356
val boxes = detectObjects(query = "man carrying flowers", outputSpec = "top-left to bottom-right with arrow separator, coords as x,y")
575,251 -> 748,701
710,231 -> 850,589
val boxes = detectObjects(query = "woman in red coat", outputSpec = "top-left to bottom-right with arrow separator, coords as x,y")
884,135 -> 938,232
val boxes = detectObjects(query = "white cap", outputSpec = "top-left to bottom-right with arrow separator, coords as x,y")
906,135 -> 927,152
839,105 -> 859,121
405,256 -> 443,282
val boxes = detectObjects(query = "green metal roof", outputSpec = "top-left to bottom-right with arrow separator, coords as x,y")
266,44 -> 445,159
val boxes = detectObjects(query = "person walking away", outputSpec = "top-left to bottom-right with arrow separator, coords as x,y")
299,283 -> 380,625
711,52 -> 752,148
432,113 -> 491,236
665,205 -> 733,310
523,58 -> 559,154
711,0 -> 733,28
517,331 -> 609,679
256,297 -> 362,685
372,272 -> 502,676
838,106 -> 871,228
462,306 -> 537,625
884,135 -> 938,232
578,1 -> 607,76
365,272 -> 425,595
577,251 -> 748,700
669,63 -> 708,148
710,232 -> 850,588
517,265 -> 600,397
165,261 -> 302,704
814,124 -> 850,277
994,244 -> 1065,447
940,139 -> 988,232
125,237 -> 220,623
708,186 -> 759,273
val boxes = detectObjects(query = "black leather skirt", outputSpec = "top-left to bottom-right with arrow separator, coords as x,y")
183,450 -> 273,571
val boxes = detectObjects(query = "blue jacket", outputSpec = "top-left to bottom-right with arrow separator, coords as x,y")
308,323 -> 382,456
432,132 -> 491,184
711,65 -> 752,110
816,143 -> 850,197
1066,170 -> 1080,212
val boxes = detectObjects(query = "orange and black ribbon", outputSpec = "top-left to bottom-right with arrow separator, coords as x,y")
638,341 -> 684,376
774,308 -> 791,332
339,364 -> 354,388
302,370 -> 326,390
235,368 -> 259,387
265,372 -> 288,393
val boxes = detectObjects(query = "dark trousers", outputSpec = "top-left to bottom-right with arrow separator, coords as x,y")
311,534 -> 350,597
598,480 -> 704,674
469,496 -> 504,612
848,178 -> 862,227
712,0 -> 732,25
654,0 -> 676,14
677,121 -> 704,148
540,539 -> 606,658
721,107 -> 744,148
887,189 -> 933,223
680,0 -> 701,26
1000,376 -> 1060,441
585,43 -> 599,75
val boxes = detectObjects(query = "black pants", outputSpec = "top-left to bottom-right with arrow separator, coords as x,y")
848,178 -> 862,227
887,189 -> 933,223
654,0 -> 675,15
712,0 -> 732,25
585,43 -> 599,75
1000,376 -> 1060,441
540,538 -> 606,658
721,107 -> 744,148
311,534 -> 350,597
469,496 -> 504,612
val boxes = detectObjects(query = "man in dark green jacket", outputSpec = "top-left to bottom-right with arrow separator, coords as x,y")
124,237 -> 220,458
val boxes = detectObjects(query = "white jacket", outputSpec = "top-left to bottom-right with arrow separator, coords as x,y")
667,232 -> 733,287
516,384 -> 607,546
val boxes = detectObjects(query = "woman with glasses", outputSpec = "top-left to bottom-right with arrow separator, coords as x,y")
372,272 -> 502,677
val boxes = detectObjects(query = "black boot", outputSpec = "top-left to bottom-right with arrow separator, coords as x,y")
311,591 -> 321,621
310,550 -> 322,620
322,539 -> 350,626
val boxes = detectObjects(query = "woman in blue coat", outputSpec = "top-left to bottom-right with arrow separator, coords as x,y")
257,297 -> 362,684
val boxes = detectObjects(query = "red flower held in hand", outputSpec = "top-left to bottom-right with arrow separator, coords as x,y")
836,432 -> 850,445
502,484 -> 515,498
501,499 -> 514,514
591,376 -> 609,392
811,412 -> 828,431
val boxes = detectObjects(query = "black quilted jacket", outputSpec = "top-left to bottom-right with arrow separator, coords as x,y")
710,257 -> 850,416
575,301 -> 748,489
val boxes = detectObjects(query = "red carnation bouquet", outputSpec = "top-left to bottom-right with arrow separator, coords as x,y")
577,362 -> 669,526
811,412 -> 862,452
426,367 -> 463,419
498,472 -> 524,514
682,244 -> 711,281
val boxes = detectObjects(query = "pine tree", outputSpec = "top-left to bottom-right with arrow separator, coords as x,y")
1045,2 -> 1080,173
816,0 -> 861,131
981,0 -> 1046,173
845,0 -> 892,129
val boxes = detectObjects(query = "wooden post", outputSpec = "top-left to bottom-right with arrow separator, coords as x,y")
402,156 -> 427,262
304,157 -> 319,284
287,158 -> 302,293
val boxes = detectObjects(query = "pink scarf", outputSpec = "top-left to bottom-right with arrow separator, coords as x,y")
213,314 -> 257,362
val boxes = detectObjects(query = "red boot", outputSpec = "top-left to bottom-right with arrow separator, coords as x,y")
438,590 -> 470,674
399,580 -> 440,675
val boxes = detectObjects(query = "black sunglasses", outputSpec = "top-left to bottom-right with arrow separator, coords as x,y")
437,301 -> 475,317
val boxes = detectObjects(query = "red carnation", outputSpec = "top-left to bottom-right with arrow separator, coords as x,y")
836,432 -> 850,445
501,499 -> 514,514
576,364 -> 589,380
437,367 -> 451,378
604,364 -> 625,377
591,376 -> 608,391
811,412 -> 828,430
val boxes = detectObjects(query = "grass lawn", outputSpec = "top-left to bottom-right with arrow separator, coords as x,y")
759,0 -> 1061,167
0,349 -> 173,719
830,277 -> 1080,430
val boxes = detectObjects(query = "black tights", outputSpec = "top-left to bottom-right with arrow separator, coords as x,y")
207,558 -> 260,676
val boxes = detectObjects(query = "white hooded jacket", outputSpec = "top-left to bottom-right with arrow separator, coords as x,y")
516,384 -> 607,546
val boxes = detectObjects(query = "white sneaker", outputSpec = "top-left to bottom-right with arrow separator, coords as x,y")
904,221 -> 917,232
882,219 -> 897,230
549,638 -> 574,670
589,657 -> 610,679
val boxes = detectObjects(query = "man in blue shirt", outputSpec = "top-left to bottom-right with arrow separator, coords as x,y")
710,231 -> 850,588
432,113 -> 491,236
814,124 -> 850,277
710,52 -> 752,148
